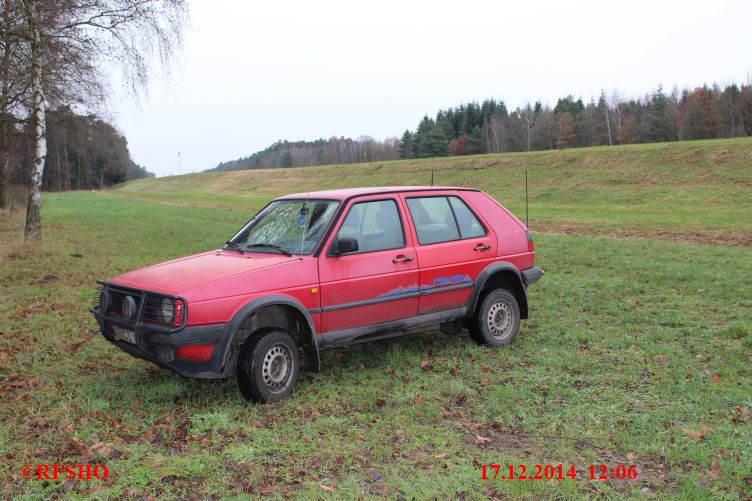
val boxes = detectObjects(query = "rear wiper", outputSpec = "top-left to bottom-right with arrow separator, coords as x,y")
246,243 -> 293,256
223,240 -> 244,254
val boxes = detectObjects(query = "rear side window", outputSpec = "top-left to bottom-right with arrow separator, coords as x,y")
449,196 -> 486,238
406,195 -> 486,245
336,199 -> 405,253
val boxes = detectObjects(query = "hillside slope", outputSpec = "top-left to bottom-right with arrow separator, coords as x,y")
112,138 -> 752,245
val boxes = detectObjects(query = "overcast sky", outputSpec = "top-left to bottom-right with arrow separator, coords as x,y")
109,0 -> 752,177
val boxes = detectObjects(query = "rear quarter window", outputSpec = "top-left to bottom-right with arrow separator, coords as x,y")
462,191 -> 528,254
448,196 -> 486,238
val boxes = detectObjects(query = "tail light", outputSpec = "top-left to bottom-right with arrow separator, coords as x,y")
526,230 -> 534,252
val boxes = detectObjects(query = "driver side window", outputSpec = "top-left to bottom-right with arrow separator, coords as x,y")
335,199 -> 405,253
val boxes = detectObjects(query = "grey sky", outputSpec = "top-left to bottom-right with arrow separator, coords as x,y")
110,0 -> 752,177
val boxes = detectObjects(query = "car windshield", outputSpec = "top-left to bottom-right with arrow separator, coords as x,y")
226,199 -> 340,255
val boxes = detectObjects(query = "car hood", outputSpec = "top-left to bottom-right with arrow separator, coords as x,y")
108,250 -> 299,297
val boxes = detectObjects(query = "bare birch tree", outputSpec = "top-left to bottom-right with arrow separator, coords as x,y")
597,90 -> 612,146
610,90 -> 623,144
20,0 -> 44,235
18,0 -> 188,240
521,103 -> 536,152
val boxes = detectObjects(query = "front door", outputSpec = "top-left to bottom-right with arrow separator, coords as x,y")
318,197 -> 419,333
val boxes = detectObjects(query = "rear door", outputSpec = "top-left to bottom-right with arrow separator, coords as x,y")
318,196 -> 419,332
401,192 -> 496,315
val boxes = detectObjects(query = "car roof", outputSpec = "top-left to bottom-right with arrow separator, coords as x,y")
277,186 -> 476,201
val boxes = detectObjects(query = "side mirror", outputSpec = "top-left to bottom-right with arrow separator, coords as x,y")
334,237 -> 359,255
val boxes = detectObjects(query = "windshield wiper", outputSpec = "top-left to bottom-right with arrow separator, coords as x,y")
246,243 -> 293,256
223,240 -> 244,254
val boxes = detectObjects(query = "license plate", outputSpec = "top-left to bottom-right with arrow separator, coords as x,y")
112,326 -> 136,344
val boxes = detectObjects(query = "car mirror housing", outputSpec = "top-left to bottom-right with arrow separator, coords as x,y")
335,237 -> 359,255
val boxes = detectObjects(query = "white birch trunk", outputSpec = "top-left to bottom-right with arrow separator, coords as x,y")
605,108 -> 613,146
23,0 -> 46,239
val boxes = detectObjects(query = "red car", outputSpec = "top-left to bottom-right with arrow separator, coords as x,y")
92,187 -> 543,402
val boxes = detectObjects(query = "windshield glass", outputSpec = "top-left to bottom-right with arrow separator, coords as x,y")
226,199 -> 340,255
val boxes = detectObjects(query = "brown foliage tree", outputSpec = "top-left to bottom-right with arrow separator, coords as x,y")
448,134 -> 470,156
556,112 -> 576,149
618,115 -> 637,144
685,87 -> 722,140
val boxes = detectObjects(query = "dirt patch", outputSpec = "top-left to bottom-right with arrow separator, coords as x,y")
534,221 -> 752,247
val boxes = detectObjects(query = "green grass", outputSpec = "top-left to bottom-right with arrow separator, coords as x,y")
1,138 -> 751,499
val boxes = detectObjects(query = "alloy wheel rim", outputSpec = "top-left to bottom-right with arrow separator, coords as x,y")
262,343 -> 292,393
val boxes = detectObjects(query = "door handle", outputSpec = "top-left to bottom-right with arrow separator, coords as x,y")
473,244 -> 491,251
392,255 -> 414,263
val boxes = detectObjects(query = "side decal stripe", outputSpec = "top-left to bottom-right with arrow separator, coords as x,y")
311,281 -> 474,314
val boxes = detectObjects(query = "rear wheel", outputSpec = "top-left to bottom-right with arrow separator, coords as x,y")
469,289 -> 521,347
237,330 -> 300,403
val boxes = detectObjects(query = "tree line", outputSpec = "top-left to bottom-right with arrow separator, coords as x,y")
0,0 -> 186,240
210,136 -> 400,172
209,81 -> 752,173
399,83 -> 752,158
2,105 -> 153,197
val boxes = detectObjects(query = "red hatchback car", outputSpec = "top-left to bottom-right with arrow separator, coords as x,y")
92,187 -> 543,402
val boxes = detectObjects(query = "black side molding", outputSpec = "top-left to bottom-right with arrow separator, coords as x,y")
318,307 -> 467,350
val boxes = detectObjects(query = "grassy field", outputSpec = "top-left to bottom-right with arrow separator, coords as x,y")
112,137 -> 752,246
1,139 -> 751,499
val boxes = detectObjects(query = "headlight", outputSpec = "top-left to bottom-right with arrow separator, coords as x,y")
159,298 -> 175,324
99,290 -> 111,312
122,295 -> 137,319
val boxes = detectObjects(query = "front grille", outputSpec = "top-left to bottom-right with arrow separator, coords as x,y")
95,282 -> 185,330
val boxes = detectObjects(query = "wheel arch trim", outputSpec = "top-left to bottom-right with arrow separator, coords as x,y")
468,262 -> 529,319
223,295 -> 320,372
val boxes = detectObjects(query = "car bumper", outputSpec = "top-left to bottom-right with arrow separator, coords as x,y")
521,267 -> 544,286
92,308 -> 233,379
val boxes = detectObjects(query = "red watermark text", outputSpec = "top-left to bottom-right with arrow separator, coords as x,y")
21,463 -> 109,481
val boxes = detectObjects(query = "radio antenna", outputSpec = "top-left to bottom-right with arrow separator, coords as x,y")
525,171 -> 529,228
299,192 -> 310,259
431,169 -> 434,186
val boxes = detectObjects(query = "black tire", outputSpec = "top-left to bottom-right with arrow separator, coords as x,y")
237,330 -> 300,403
469,289 -> 521,347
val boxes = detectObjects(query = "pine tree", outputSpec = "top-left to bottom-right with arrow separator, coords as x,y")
644,85 -> 671,142
467,126 -> 485,154
423,128 -> 448,157
414,116 -> 437,158
399,130 -> 414,159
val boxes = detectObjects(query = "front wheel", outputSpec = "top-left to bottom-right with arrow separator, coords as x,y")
237,330 -> 300,403
469,289 -> 521,347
